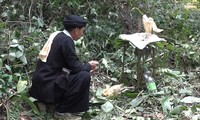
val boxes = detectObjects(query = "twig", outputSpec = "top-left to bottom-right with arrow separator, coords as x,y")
0,92 -> 17,120
190,70 -> 200,72
131,7 -> 144,15
145,53 -> 164,63
86,0 -> 92,8
137,90 -> 144,97
40,0 -> 44,18
28,0 -> 34,28
5,103 -> 9,120
0,92 -> 17,108
2,21 -> 30,23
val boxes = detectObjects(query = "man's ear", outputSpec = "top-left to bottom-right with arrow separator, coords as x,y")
73,28 -> 78,34
70,28 -> 77,35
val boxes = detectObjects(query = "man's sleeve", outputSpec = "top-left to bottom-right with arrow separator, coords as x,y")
61,38 -> 91,73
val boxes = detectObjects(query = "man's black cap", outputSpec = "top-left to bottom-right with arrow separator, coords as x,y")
63,15 -> 87,28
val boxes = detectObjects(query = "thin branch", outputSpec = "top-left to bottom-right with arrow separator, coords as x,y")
86,0 -> 92,8
131,7 -> 144,15
145,53 -> 164,63
2,21 -> 30,23
137,90 -> 144,97
28,0 -> 34,28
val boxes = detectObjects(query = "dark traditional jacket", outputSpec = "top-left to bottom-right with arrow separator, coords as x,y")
29,32 -> 91,103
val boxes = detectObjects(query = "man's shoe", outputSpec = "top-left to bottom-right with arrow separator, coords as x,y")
54,112 -> 82,120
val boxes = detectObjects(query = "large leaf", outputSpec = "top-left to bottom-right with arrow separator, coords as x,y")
18,94 -> 39,114
20,55 -> 28,65
102,58 -> 108,68
17,80 -> 27,93
180,96 -> 200,103
37,17 -> 44,27
170,105 -> 188,115
8,53 -> 16,61
18,45 -> 25,52
101,101 -> 114,112
130,95 -> 147,108
19,15 -> 25,20
161,96 -> 173,114
179,88 -> 192,95
90,97 -> 106,104
90,87 -> 106,104
9,39 -> 19,47
123,91 -> 138,98
5,64 -> 12,73
191,104 -> 200,113
15,51 -> 23,58
96,87 -> 106,99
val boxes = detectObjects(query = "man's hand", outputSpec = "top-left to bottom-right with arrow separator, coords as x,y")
88,61 -> 99,72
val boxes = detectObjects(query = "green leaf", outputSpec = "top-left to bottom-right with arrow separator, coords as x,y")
102,58 -> 108,68
155,42 -> 165,49
20,55 -> 27,65
18,94 -> 39,114
159,68 -> 183,78
10,39 -> 19,47
179,88 -> 192,95
8,52 -> 16,61
123,91 -> 138,98
37,17 -> 44,27
14,30 -> 21,38
170,105 -> 188,115
16,51 -> 23,58
0,79 -> 5,85
29,96 -> 37,102
8,75 -> 13,82
12,8 -> 17,15
1,11 -> 7,17
161,96 -> 173,114
18,45 -> 25,52
28,27 -> 36,33
90,97 -> 105,104
101,101 -> 114,112
0,22 -> 5,29
17,80 -> 27,93
95,87 -> 107,101
96,87 -> 104,97
19,15 -> 25,20
130,96 -> 147,108
0,59 -> 2,70
14,73 -> 21,77
191,104 -> 200,113
5,64 -> 12,73
114,116 -> 126,120
90,8 -> 97,15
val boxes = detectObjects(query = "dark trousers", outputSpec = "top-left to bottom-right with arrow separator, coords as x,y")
54,71 -> 91,113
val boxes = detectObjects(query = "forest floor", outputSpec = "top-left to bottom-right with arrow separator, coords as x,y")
0,70 -> 200,120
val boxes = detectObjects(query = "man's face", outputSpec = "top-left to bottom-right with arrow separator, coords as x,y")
73,27 -> 85,40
